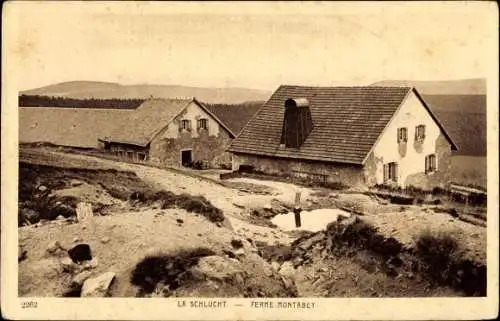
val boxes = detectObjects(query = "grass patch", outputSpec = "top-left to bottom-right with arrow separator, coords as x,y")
130,190 -> 225,223
18,162 -> 150,225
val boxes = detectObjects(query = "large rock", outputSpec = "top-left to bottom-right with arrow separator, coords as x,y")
68,244 -> 92,263
71,271 -> 93,287
297,232 -> 325,251
61,257 -> 82,273
81,272 -> 116,297
278,261 -> 296,277
70,179 -> 84,187
46,241 -> 64,255
191,255 -> 245,282
76,202 -> 94,223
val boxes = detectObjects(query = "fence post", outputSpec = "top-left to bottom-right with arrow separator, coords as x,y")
294,191 -> 302,228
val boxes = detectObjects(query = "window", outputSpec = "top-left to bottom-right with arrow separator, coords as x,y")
180,119 -> 192,131
383,162 -> 398,183
415,125 -> 426,141
198,118 -> 208,130
397,127 -> 408,143
425,154 -> 437,174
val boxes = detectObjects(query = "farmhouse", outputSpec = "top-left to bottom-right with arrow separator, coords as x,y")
228,85 -> 458,188
99,98 -> 238,168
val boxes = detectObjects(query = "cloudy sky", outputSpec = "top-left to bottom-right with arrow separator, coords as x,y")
5,1 -> 497,91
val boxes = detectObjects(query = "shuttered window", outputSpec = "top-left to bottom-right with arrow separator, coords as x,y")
415,125 -> 426,141
425,154 -> 437,174
383,162 -> 398,183
198,118 -> 208,130
397,127 -> 408,143
180,119 -> 192,131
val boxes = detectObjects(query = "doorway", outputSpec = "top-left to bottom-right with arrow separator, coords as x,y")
181,149 -> 193,167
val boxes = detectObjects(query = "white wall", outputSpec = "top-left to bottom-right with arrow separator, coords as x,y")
160,101 -> 221,139
370,91 -> 444,186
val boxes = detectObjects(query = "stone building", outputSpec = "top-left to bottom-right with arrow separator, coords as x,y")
228,85 -> 458,189
100,98 -> 238,168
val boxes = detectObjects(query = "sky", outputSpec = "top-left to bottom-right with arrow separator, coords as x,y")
5,1 -> 498,91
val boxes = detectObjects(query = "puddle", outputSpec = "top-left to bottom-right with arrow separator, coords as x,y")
271,208 -> 351,232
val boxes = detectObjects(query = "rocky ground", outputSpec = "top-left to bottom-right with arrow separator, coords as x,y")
17,147 -> 487,298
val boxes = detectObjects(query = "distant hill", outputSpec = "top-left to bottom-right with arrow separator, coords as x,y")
371,78 -> 486,95
422,94 -> 486,113
21,81 -> 272,104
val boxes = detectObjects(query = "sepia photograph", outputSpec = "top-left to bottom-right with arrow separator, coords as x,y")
1,1 -> 498,320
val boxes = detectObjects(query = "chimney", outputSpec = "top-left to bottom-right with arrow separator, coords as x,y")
280,98 -> 314,148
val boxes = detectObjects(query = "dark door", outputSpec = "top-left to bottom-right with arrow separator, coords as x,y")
181,150 -> 192,167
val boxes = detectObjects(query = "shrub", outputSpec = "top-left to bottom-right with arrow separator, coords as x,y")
131,189 -> 225,223
254,242 -> 293,263
106,185 -> 133,201
389,195 -> 414,205
412,229 -> 487,296
325,217 -> 403,258
131,247 -> 216,295
414,230 -> 462,281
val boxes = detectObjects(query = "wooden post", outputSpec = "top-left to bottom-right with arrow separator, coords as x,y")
294,191 -> 302,228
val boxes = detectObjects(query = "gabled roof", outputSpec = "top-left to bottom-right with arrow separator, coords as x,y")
102,98 -> 236,147
228,85 -> 457,165
19,107 -> 131,148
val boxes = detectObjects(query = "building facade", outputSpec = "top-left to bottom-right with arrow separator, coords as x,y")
228,85 -> 457,189
101,98 -> 236,169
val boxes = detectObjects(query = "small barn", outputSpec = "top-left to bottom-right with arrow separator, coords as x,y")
228,85 -> 458,189
100,98 -> 238,168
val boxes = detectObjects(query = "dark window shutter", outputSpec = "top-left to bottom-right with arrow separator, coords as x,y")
383,164 -> 388,182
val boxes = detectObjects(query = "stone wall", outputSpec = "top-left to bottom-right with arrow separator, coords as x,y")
232,153 -> 366,187
150,127 -> 233,168
404,132 -> 452,189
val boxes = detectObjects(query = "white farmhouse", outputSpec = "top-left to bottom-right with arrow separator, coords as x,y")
228,85 -> 458,189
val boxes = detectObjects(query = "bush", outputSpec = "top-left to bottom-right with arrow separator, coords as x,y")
131,189 -> 225,223
254,242 -> 293,263
131,247 -> 216,295
325,217 -> 403,258
414,230 -> 463,282
413,229 -> 486,296
106,185 -> 133,201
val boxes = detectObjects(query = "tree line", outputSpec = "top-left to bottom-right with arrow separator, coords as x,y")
204,101 -> 265,109
18,94 -> 145,109
19,94 -> 266,109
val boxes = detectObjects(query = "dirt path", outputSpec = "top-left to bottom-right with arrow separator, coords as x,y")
22,149 -> 311,220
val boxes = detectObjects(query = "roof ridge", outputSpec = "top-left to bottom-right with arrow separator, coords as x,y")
279,84 -> 413,89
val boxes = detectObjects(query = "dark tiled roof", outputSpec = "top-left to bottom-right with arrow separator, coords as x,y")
229,85 -> 439,164
104,99 -> 192,146
102,98 -> 237,146
205,103 -> 263,135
